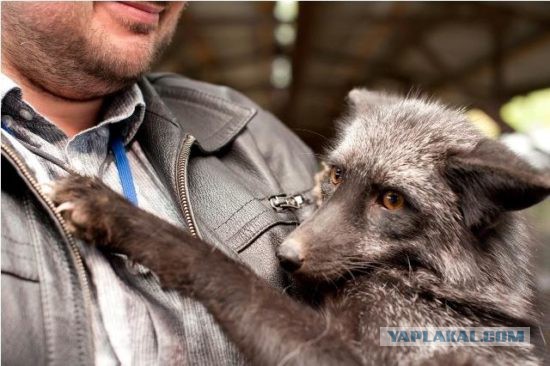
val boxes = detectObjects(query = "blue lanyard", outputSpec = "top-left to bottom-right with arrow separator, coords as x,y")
2,119 -> 138,206
110,133 -> 138,206
1,120 -> 15,135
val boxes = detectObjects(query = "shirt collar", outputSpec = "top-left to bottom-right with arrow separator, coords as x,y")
0,73 -> 21,102
96,84 -> 146,145
0,72 -> 146,146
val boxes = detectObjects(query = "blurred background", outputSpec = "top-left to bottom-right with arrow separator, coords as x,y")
154,1 -> 550,350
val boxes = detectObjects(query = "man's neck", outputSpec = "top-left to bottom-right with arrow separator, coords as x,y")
3,63 -> 103,138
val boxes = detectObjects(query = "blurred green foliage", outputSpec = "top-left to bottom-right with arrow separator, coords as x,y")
501,88 -> 550,132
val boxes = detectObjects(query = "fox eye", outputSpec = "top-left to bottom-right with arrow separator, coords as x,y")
330,166 -> 344,186
381,191 -> 405,210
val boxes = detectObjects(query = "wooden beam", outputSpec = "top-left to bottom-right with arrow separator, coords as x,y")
490,20 -> 505,100
253,2 -> 279,113
284,2 -> 321,123
478,3 -> 550,25
322,6 -> 435,116
189,5 -> 550,27
286,2 -> 409,126
179,16 -> 277,28
328,3 -> 550,27
429,29 -> 550,92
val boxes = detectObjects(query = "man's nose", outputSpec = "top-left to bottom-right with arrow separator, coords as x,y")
276,239 -> 305,272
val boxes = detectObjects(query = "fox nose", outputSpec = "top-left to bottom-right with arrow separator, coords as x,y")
276,240 -> 304,272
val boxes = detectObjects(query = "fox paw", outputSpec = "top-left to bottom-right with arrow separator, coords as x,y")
45,175 -> 128,244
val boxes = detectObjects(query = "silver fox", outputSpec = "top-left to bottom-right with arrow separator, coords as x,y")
51,89 -> 549,365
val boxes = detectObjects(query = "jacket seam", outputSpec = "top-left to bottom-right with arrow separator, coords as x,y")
146,73 -> 174,83
24,195 -> 56,365
163,97 -> 239,143
2,246 -> 35,262
1,270 -> 40,282
213,197 -> 257,232
213,187 -> 316,241
24,191 -> 89,365
1,234 -> 34,247
228,208 -> 274,249
225,208 -> 299,252
237,220 -> 299,253
144,109 -> 179,126
153,84 -> 254,116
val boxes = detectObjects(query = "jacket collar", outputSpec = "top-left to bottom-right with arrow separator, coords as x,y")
2,75 -> 256,198
138,75 -> 257,153
135,75 -> 257,215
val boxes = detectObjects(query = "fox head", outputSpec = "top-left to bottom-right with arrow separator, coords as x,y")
278,90 -> 549,299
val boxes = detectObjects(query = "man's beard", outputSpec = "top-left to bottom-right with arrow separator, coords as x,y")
2,15 -> 174,101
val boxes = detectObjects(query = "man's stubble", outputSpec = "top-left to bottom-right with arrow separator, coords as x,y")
1,3 -> 179,101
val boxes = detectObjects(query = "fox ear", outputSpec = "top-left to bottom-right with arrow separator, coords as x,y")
445,139 -> 550,229
346,88 -> 397,113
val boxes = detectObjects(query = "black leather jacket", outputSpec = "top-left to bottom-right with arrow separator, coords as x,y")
1,73 -> 317,365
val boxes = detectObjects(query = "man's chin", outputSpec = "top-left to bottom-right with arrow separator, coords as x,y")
40,73 -> 142,102
73,47 -> 156,97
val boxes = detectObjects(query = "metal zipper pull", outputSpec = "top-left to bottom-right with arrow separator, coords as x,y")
269,194 -> 306,212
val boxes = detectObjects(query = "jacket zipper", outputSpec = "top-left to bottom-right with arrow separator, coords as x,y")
269,193 -> 307,212
1,143 -> 94,357
175,134 -> 201,238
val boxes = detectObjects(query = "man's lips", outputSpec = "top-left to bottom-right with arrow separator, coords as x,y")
106,1 -> 166,25
118,1 -> 165,14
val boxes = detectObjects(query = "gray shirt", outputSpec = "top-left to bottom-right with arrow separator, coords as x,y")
1,73 -> 243,365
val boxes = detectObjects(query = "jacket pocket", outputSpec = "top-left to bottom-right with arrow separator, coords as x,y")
210,196 -> 300,253
1,260 -> 46,365
1,202 -> 46,366
207,196 -> 310,287
1,235 -> 39,282
1,194 -> 40,282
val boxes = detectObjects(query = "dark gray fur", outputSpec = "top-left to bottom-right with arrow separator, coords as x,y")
50,89 -> 550,365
